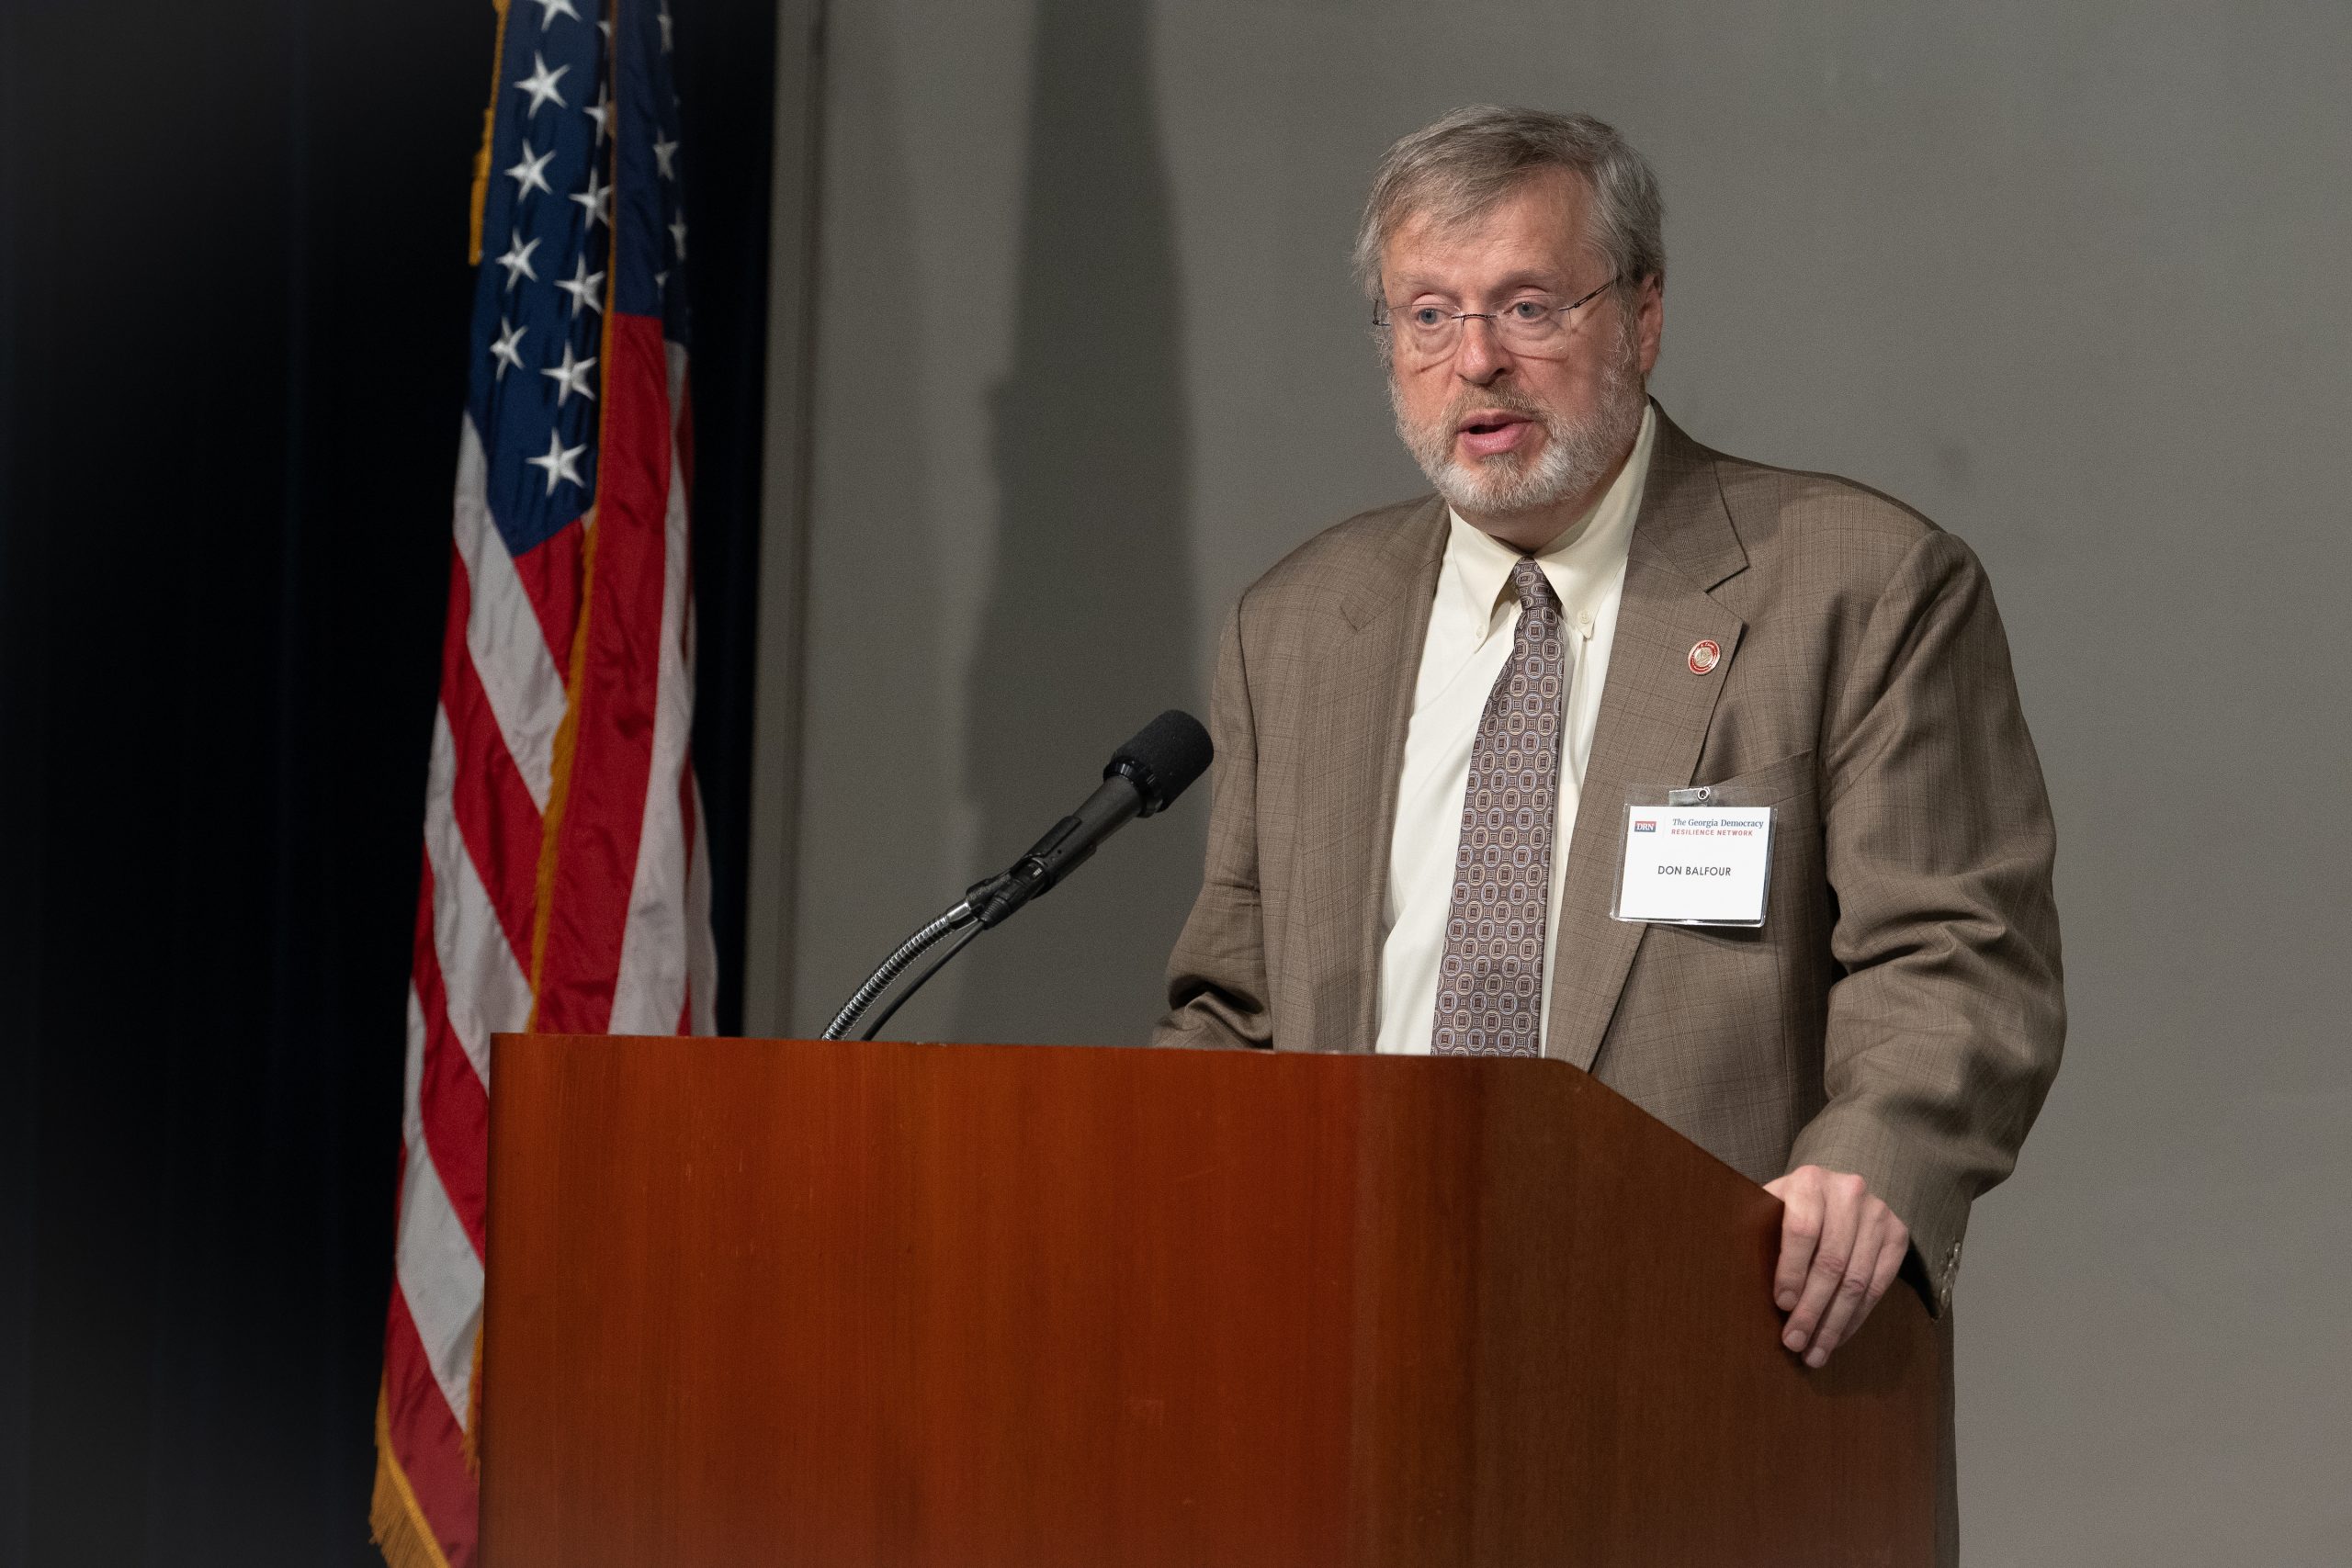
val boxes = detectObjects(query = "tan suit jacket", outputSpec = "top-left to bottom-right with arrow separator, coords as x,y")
1155,405 -> 2064,1316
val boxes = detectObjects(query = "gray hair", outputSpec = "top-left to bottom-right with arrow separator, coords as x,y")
1352,107 -> 1666,303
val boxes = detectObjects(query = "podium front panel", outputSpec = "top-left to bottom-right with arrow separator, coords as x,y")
481,1034 -> 1938,1567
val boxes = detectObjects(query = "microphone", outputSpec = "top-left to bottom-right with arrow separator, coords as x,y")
820,710 -> 1214,1042
964,709 -> 1214,930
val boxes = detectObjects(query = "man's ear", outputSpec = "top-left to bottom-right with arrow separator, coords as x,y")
1633,273 -> 1666,377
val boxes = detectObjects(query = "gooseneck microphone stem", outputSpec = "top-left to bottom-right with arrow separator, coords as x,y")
819,899 -> 978,1041
854,922 -> 984,1042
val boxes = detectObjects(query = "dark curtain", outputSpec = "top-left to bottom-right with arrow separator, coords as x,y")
0,1 -> 775,1561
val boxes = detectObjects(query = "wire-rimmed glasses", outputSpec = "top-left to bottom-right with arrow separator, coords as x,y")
1374,275 -> 1620,362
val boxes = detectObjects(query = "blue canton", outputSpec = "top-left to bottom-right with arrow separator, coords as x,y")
464,0 -> 692,561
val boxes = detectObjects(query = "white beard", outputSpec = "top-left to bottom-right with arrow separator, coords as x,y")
1391,321 -> 1645,518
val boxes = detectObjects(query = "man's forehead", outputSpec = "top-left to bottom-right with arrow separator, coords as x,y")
1381,170 -> 1594,286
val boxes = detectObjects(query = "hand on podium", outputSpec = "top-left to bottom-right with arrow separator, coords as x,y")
1765,1164 -> 1911,1369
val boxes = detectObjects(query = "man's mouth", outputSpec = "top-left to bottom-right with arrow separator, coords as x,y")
1456,412 -> 1535,457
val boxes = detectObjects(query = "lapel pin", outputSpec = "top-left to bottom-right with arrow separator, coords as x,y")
1687,639 -> 1721,675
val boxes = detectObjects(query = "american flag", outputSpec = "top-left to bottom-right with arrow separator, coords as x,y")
372,2 -> 715,1563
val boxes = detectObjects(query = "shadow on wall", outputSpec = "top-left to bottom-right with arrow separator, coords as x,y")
956,0 -> 1199,1045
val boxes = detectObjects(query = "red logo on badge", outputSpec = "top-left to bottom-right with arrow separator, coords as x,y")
1687,639 -> 1721,675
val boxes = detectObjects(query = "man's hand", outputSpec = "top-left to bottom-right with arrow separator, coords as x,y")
1762,1165 -> 1909,1368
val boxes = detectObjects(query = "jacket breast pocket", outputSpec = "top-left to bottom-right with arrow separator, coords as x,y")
1688,748 -> 1819,812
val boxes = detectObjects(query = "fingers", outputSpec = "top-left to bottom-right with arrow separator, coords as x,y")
1865,1222 -> 1907,1321
1805,1207 -> 1894,1367
1768,1167 -> 1913,1369
1766,1173 -> 1820,1316
1781,1170 -> 1860,1359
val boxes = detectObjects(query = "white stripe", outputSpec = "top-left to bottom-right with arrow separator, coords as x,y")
404,984 -> 429,1143
610,350 -> 703,1034
454,415 -> 566,811
424,705 -> 534,1081
392,1036 -> 484,1430
396,986 -> 482,1430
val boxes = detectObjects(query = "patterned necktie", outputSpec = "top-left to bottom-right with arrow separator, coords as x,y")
1430,558 -> 1565,1056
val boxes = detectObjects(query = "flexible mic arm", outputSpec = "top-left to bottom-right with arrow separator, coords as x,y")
818,897 -> 980,1042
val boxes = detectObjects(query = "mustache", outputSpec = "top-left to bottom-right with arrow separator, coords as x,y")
1440,387 -> 1551,429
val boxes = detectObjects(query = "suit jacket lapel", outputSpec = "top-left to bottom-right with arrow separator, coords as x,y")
1547,410 -> 1749,1071
1293,497 -> 1446,1052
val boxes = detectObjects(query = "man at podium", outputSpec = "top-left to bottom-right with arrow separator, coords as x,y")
1156,107 -> 2064,1375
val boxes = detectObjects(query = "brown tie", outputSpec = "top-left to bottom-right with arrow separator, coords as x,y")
1430,558 -> 1564,1056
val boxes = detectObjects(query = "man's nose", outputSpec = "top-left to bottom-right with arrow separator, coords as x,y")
1452,315 -> 1512,385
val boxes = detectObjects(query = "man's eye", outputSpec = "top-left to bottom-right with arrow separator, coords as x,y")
1509,299 -> 1553,321
1409,307 -> 1450,328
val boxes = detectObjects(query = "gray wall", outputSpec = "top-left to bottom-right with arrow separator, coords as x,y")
751,4 -> 2352,1562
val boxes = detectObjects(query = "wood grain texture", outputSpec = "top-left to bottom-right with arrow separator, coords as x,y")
481,1035 -> 1938,1567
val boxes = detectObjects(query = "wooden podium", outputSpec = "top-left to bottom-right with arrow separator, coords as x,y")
480,1034 -> 1939,1566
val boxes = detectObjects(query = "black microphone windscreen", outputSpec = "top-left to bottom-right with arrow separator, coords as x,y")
1108,709 -> 1214,815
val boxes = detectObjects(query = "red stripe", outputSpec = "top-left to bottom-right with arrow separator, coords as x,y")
536,312 -> 672,1034
440,546 -> 545,963
412,854 -> 491,1257
382,1284 -> 481,1568
508,514 -> 586,672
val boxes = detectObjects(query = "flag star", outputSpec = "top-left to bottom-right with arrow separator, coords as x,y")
537,0 -> 580,28
555,253 -> 605,317
570,167 -> 611,231
541,340 -> 597,404
598,17 -> 612,43
658,3 -> 674,51
494,233 -> 541,290
515,51 -> 570,117
489,317 -> 527,377
525,429 -> 588,495
652,135 -> 678,180
504,141 -> 556,199
668,215 -> 688,260
654,268 -> 669,294
585,81 -> 611,142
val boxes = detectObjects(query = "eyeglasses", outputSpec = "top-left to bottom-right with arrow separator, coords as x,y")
1374,276 -> 1620,362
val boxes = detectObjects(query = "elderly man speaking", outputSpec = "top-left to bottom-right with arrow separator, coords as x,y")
1156,105 -> 2064,1553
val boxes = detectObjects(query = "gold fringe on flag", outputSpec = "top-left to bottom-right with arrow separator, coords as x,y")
371,1388 -> 456,1568
466,0 -> 515,265
461,1324 -> 485,1475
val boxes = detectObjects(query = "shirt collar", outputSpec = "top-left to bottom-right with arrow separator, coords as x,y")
1442,400 -> 1656,629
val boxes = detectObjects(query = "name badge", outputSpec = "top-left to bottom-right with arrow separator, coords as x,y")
1610,795 -> 1773,927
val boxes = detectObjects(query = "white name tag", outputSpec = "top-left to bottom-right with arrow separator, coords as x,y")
1611,803 -> 1774,926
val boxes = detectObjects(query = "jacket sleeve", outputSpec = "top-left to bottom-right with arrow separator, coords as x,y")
1153,605 -> 1274,1049
1787,528 -> 2065,1311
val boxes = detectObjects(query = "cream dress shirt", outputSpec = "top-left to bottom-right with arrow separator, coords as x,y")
1374,404 -> 1656,1055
